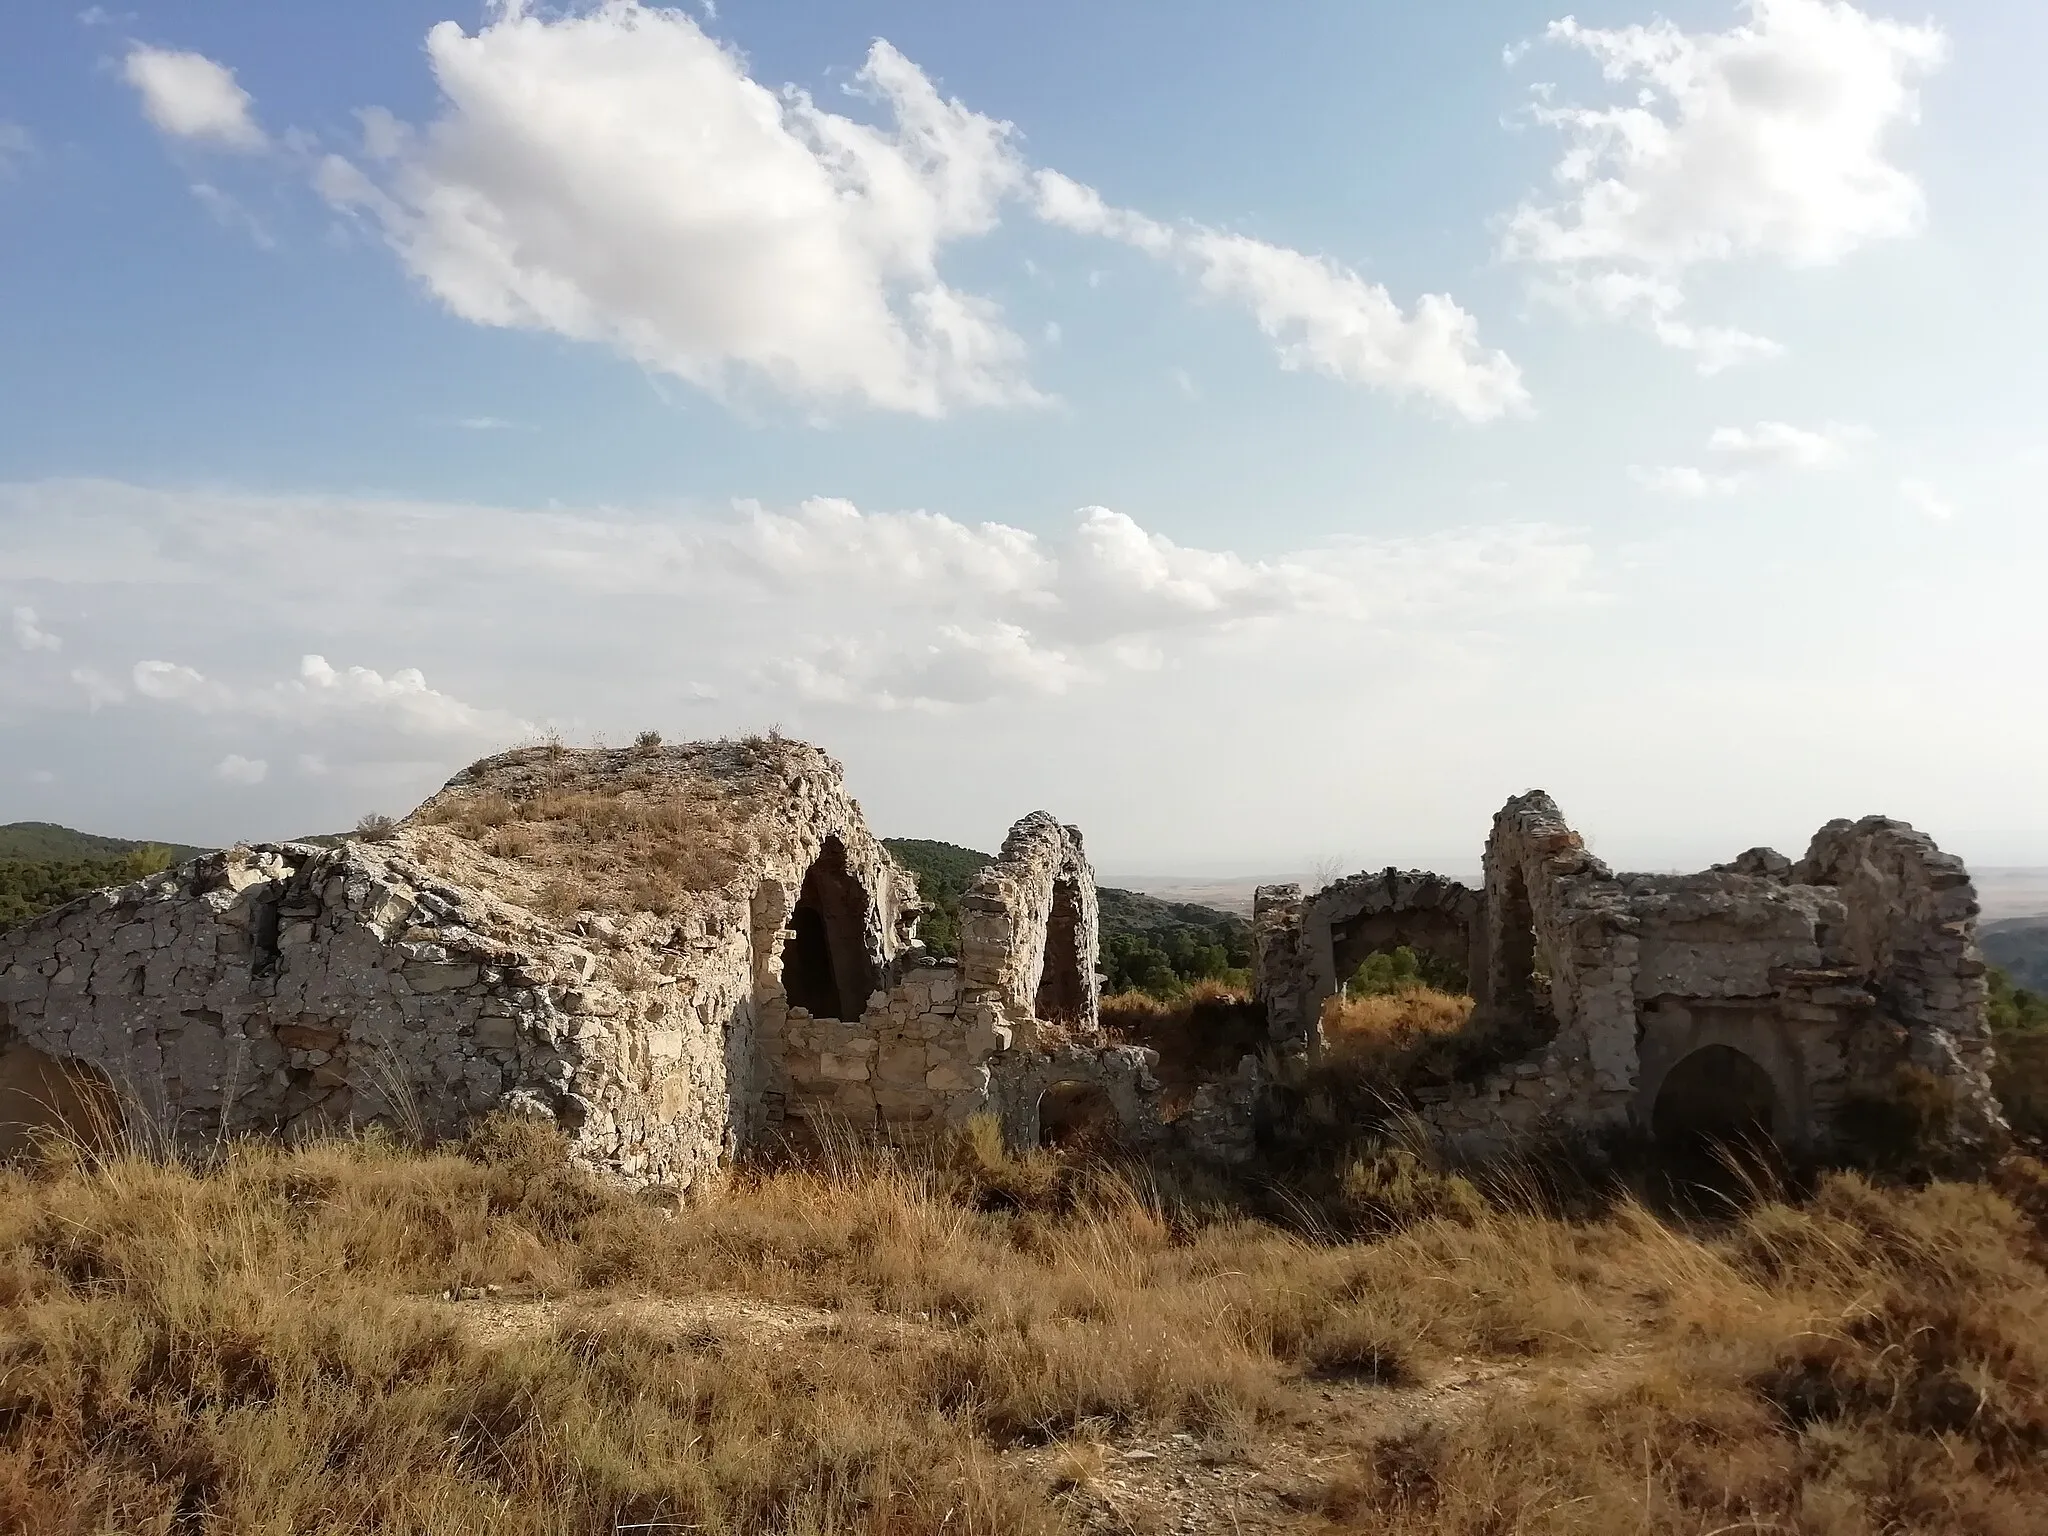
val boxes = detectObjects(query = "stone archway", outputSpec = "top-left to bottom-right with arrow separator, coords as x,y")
1652,1044 -> 1779,1151
1037,1079 -> 1119,1148
780,836 -> 878,1022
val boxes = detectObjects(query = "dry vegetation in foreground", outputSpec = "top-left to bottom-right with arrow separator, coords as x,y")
1,1081 -> 2045,1536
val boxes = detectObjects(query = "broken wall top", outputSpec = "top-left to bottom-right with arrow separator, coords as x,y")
402,736 -> 916,952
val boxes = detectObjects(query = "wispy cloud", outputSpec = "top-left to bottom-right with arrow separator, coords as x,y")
1633,420 -> 1869,496
124,46 -> 267,150
11,606 -> 60,652
1504,0 -> 1946,367
1034,172 -> 1527,421
1899,477 -> 1956,521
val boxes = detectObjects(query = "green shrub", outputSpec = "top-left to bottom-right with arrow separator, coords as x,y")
1344,944 -> 1468,997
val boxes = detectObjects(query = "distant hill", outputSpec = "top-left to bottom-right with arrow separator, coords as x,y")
0,822 -> 209,864
1985,917 -> 2048,993
1095,886 -> 1253,994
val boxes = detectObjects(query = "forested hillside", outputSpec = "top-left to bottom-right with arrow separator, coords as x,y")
1984,916 -> 2048,992
0,823 -> 203,932
882,838 -> 1252,994
0,821 -> 206,863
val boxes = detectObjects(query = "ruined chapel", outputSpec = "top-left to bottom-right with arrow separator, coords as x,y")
0,739 -> 2010,1176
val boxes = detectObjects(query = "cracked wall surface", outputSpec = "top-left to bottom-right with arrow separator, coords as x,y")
762,808 -> 1162,1150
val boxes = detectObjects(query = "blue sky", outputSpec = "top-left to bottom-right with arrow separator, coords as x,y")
3,0 -> 2045,877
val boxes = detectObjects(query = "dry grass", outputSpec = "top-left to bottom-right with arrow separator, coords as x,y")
1102,981 -> 1269,1108
1,1114 -> 2044,1534
419,772 -> 754,917
1319,985 -> 1558,1095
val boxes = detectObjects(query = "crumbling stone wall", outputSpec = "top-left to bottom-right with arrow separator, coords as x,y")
1251,884 -> 1311,1051
957,812 -> 1100,1048
1254,869 -> 1484,1056
1254,789 -> 2006,1162
1412,792 -> 2005,1158
763,809 -> 1161,1149
0,739 -> 915,1188
1796,816 -> 2002,1146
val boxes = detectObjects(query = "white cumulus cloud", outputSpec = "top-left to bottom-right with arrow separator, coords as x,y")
123,46 -> 267,150
1708,420 -> 1867,470
1636,419 -> 1868,495
318,4 -> 1036,417
1899,477 -> 1955,520
11,605 -> 59,652
289,3 -> 1519,422
1505,0 -> 1947,366
1034,172 -> 1528,421
131,653 -> 523,739
213,753 -> 268,785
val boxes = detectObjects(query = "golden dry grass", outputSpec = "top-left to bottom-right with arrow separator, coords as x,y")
1101,982 -> 1268,1107
0,1116 -> 2043,1534
418,768 -> 757,916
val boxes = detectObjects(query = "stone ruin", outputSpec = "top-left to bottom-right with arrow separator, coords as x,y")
0,738 -> 1161,1184
0,744 -> 2011,1177
1256,790 -> 2007,1160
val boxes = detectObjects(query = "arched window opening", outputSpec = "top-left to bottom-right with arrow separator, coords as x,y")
1034,876 -> 1087,1025
779,837 -> 878,1023
1495,863 -> 1539,1017
1653,1044 -> 1778,1152
1038,1080 -> 1118,1149
1332,918 -> 1471,998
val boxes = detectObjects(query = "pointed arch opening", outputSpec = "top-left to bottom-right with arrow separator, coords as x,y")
780,836 -> 878,1023
1494,861 -> 1539,1018
1034,874 -> 1087,1026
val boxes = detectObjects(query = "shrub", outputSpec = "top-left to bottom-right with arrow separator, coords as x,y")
1833,1065 -> 1963,1176
1990,965 -> 2048,1035
1345,943 -> 1467,997
1995,1033 -> 2048,1146
354,812 -> 399,843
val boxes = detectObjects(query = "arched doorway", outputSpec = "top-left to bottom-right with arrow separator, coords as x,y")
0,1044 -> 121,1161
1037,1080 -> 1118,1148
1653,1044 -> 1778,1152
780,837 -> 878,1022
1034,875 -> 1086,1026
